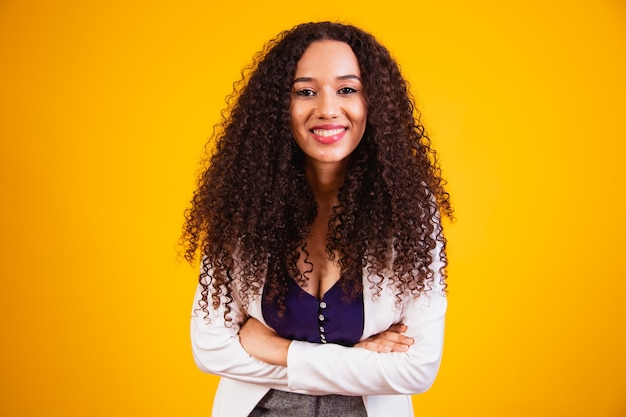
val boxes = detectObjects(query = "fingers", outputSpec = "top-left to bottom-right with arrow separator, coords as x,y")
376,325 -> 414,347
354,325 -> 415,353
355,337 -> 413,353
386,323 -> 408,333
355,340 -> 409,353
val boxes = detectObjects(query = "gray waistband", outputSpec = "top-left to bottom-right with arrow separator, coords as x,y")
248,389 -> 367,417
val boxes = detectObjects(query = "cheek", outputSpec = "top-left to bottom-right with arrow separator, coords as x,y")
348,101 -> 368,125
288,107 -> 298,135
289,105 -> 306,128
289,108 -> 308,143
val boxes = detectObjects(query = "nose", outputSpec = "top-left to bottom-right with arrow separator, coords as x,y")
316,91 -> 340,119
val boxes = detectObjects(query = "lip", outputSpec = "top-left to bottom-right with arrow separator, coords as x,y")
310,124 -> 347,145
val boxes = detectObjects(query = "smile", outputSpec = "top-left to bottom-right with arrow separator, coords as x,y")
312,128 -> 346,137
310,127 -> 347,145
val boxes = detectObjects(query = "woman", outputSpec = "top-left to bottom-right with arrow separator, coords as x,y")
183,21 -> 453,417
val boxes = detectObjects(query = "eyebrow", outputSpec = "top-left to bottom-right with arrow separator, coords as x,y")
292,74 -> 362,84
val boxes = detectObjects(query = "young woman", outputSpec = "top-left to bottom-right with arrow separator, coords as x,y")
183,21 -> 453,417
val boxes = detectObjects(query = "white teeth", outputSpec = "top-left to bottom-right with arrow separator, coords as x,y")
313,128 -> 345,137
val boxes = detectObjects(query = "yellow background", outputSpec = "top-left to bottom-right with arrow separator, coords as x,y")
1,0 -> 625,416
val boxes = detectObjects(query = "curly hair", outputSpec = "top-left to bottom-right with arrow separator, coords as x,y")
182,21 -> 453,322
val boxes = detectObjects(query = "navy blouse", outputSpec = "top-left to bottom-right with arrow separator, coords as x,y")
262,277 -> 365,347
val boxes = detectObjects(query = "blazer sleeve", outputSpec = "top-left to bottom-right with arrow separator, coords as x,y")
190,278 -> 289,390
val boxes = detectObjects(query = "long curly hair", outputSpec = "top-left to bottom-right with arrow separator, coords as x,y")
182,21 -> 453,322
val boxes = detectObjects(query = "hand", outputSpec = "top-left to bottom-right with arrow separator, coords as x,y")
239,317 -> 291,366
354,323 -> 414,353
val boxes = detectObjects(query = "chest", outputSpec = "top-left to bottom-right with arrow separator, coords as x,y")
261,274 -> 365,346
297,213 -> 341,299
245,271 -> 403,343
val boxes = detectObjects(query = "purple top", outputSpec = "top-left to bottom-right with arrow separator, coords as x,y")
262,277 -> 364,347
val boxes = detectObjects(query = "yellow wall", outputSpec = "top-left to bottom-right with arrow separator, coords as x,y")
1,0 -> 625,415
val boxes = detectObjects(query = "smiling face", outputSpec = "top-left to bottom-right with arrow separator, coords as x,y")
289,40 -> 367,170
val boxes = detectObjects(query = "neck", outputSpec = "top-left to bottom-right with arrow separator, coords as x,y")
305,159 -> 347,205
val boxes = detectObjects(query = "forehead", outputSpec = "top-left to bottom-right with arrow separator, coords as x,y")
294,40 -> 361,77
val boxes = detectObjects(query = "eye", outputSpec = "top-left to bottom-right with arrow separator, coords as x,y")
338,87 -> 359,95
295,88 -> 316,97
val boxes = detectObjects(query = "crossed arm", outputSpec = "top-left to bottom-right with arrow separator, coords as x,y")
191,278 -> 446,396
239,318 -> 415,367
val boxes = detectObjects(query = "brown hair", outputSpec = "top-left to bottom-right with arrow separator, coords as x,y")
182,21 -> 452,321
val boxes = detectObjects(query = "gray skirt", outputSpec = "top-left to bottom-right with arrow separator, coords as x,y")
248,389 -> 367,417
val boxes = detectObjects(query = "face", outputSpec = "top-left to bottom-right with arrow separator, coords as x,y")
289,40 -> 367,170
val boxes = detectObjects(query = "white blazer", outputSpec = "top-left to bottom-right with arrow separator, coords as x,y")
191,253 -> 447,417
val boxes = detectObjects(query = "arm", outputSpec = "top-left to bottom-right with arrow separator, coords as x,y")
192,276 -> 445,396
190,279 -> 289,390
239,320 -> 414,366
